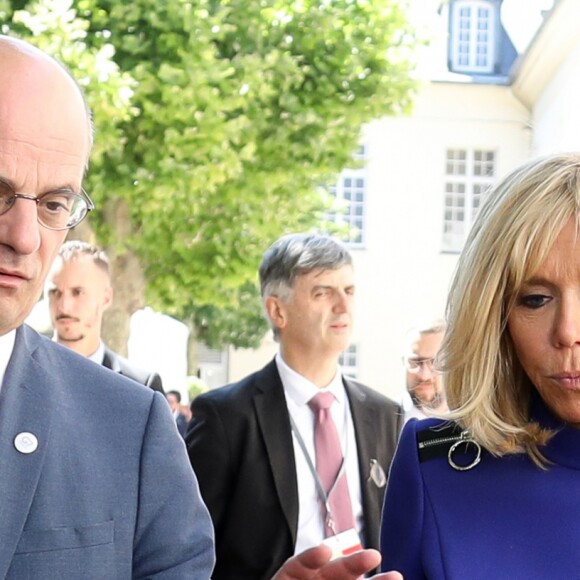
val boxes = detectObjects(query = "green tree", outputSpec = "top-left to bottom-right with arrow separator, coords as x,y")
1,0 -> 417,361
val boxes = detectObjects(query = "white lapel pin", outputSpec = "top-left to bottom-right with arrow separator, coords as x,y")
14,432 -> 38,454
369,458 -> 386,488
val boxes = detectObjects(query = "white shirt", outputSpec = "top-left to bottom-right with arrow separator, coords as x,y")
88,341 -> 106,365
404,402 -> 429,423
51,336 -> 105,366
0,329 -> 16,389
275,354 -> 363,555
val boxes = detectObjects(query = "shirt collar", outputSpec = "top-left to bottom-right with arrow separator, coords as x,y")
88,341 -> 105,365
275,352 -> 345,407
0,329 -> 16,388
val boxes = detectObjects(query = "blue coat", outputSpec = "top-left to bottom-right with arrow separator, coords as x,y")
381,395 -> 580,578
0,325 -> 214,578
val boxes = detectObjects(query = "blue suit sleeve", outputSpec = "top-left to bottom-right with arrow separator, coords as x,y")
380,419 -> 426,578
133,392 -> 215,578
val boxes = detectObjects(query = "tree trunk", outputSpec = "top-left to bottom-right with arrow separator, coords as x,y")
186,319 -> 199,377
101,247 -> 146,355
99,198 -> 147,355
67,219 -> 97,245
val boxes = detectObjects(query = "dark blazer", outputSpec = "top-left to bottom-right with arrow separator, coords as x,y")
175,412 -> 188,437
102,346 -> 165,394
187,358 -> 403,580
0,325 -> 214,578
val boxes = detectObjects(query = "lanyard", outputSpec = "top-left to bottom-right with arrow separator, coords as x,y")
289,411 -> 349,535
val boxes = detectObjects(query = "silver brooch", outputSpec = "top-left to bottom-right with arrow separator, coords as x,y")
369,458 -> 387,487
448,430 -> 482,471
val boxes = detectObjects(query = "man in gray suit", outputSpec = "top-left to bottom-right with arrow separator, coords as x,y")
0,35 -> 214,577
46,240 -> 164,393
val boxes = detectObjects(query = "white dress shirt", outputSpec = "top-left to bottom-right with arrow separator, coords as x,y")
88,341 -> 106,365
275,353 -> 363,555
404,402 -> 429,423
0,329 -> 16,390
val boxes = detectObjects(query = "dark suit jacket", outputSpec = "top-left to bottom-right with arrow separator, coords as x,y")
102,346 -> 164,394
187,358 -> 403,580
175,412 -> 188,437
0,325 -> 214,578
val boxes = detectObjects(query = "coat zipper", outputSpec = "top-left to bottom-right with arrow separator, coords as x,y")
418,430 -> 471,450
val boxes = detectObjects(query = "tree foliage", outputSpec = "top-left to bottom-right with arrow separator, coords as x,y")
1,0 -> 417,350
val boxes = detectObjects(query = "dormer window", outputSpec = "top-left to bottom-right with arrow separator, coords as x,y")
450,0 -> 496,74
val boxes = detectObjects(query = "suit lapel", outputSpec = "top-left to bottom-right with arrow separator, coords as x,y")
0,326 -> 54,577
253,361 -> 299,545
344,379 -> 382,550
345,379 -> 373,486
102,348 -> 121,373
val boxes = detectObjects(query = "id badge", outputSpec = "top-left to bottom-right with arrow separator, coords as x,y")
322,528 -> 363,560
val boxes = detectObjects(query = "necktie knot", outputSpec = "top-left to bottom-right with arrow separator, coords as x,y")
308,391 -> 335,412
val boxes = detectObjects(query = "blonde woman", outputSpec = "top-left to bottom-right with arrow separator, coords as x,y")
381,152 -> 580,577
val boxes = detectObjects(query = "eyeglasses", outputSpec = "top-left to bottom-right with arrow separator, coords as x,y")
0,179 -> 94,231
403,356 -> 442,375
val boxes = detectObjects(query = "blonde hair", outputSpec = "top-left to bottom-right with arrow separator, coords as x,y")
444,152 -> 580,465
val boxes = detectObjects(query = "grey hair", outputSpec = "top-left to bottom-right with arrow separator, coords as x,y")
259,232 -> 353,338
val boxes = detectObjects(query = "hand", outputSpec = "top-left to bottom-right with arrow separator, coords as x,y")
272,544 -> 403,580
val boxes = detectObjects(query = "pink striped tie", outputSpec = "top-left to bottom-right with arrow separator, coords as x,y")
308,392 -> 355,537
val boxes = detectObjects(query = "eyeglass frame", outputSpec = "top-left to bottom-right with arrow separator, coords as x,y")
0,180 -> 94,231
402,356 -> 442,375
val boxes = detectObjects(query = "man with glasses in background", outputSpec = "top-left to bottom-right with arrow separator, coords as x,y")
402,319 -> 448,422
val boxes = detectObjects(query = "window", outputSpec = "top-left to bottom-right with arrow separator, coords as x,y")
197,343 -> 229,390
198,343 -> 223,364
339,345 -> 358,379
450,1 -> 495,73
442,149 -> 495,252
327,145 -> 367,245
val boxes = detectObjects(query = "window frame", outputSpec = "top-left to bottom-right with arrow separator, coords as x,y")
442,148 -> 496,252
327,145 -> 367,246
339,344 -> 359,379
450,0 -> 495,74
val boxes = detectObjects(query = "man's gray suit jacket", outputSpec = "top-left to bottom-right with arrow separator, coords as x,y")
0,325 -> 214,578
187,358 -> 403,580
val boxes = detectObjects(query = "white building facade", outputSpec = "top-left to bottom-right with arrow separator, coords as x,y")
127,0 -> 572,403
226,0 -> 544,399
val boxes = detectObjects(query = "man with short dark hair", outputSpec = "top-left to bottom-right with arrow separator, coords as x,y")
166,390 -> 188,436
45,240 -> 164,392
188,232 -> 403,579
